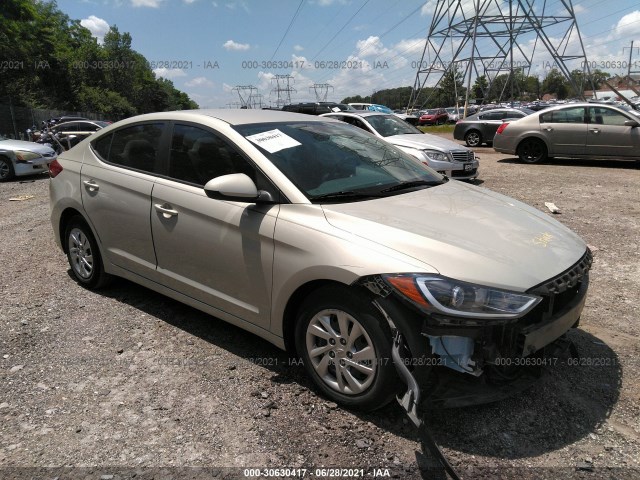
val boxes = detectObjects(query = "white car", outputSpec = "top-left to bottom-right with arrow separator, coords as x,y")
322,111 -> 479,180
0,135 -> 57,181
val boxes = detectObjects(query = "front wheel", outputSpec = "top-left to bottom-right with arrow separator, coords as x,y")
518,138 -> 547,163
295,285 -> 398,411
0,156 -> 15,182
64,216 -> 112,289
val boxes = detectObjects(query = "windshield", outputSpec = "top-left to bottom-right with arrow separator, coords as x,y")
365,114 -> 423,137
0,134 -> 7,141
234,121 -> 444,202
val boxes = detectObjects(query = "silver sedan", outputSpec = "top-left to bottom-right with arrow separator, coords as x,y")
0,135 -> 57,181
50,109 -> 590,411
493,103 -> 640,163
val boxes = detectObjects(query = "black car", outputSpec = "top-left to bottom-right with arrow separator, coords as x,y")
281,102 -> 355,115
453,107 -> 535,147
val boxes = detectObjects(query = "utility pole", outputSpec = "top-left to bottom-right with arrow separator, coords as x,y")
232,86 -> 258,109
408,0 -> 594,110
270,75 -> 296,108
309,83 -> 334,102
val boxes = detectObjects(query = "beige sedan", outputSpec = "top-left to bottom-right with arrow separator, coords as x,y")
49,109 -> 590,411
493,102 -> 640,163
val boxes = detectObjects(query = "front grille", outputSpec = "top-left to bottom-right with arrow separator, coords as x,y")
529,249 -> 593,296
451,150 -> 474,163
525,248 -> 592,319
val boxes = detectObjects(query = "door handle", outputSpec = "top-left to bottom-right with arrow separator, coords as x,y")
154,203 -> 178,218
590,128 -> 600,134
83,180 -> 99,192
544,127 -> 553,132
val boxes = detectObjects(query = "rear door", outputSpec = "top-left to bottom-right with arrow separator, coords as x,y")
81,122 -> 165,278
586,106 -> 640,158
539,106 -> 587,156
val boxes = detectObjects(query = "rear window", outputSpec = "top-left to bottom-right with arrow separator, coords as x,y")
91,123 -> 164,173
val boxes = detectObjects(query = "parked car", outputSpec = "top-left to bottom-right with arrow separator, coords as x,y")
51,120 -> 110,150
454,107 -> 535,146
493,103 -> 640,163
0,135 -> 57,181
50,109 -> 591,411
418,108 -> 449,125
321,111 -> 478,180
282,102 -> 354,115
348,103 -> 419,125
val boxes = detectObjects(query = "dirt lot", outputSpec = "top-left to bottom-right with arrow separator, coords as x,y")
1,138 -> 639,480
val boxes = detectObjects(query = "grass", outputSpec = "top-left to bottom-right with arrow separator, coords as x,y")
417,124 -> 455,134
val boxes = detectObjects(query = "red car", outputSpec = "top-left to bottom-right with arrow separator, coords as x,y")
418,108 -> 449,125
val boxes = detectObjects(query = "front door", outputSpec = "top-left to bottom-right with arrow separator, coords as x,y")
150,123 -> 280,329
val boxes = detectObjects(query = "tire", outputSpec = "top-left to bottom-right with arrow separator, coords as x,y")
518,138 -> 547,164
464,130 -> 482,147
0,156 -> 15,182
64,216 -> 112,289
295,285 -> 398,411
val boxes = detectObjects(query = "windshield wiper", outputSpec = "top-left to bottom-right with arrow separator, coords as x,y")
380,179 -> 445,193
309,190 -> 382,201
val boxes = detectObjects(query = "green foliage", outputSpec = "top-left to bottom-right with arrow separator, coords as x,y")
541,68 -> 568,99
0,0 -> 198,119
341,87 -> 413,110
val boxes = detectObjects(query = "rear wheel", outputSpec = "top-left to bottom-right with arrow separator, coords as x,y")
0,156 -> 15,182
518,138 -> 547,163
64,216 -> 112,289
464,130 -> 482,147
295,285 -> 398,411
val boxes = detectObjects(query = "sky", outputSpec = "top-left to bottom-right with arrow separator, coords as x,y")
55,0 -> 640,108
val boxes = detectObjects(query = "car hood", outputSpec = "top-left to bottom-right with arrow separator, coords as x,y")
387,133 -> 469,152
0,139 -> 55,155
321,180 -> 586,291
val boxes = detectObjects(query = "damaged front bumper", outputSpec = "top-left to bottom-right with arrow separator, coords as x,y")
358,249 -> 592,405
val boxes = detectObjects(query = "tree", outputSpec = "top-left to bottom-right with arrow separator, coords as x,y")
435,66 -> 465,106
472,75 -> 488,102
0,0 -> 198,120
541,69 -> 569,99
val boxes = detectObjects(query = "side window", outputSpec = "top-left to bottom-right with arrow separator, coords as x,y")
93,123 -> 164,173
352,118 -> 371,132
541,107 -> 585,124
168,124 -> 274,193
480,112 -> 500,120
589,107 -> 629,126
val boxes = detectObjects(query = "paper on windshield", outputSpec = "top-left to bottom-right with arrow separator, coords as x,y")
246,129 -> 301,153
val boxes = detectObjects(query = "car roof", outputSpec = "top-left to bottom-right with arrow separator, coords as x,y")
106,109 -> 341,127
322,111 -> 389,119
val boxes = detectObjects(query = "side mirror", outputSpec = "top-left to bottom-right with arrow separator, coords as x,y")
624,119 -> 639,128
204,173 -> 275,203
204,173 -> 257,201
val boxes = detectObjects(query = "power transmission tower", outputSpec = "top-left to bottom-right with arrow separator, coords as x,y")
232,85 -> 258,108
309,83 -> 334,102
249,93 -> 265,109
270,75 -> 296,108
408,0 -> 594,111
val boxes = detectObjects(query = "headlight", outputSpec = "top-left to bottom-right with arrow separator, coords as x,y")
383,274 -> 541,319
15,151 -> 42,163
423,150 -> 450,162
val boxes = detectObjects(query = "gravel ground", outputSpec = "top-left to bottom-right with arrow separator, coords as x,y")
1,138 -> 639,480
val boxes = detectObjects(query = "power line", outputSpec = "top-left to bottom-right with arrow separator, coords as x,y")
311,0 -> 372,61
270,0 -> 305,61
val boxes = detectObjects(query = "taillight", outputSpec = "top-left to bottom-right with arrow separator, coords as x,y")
496,123 -> 509,134
49,159 -> 63,178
